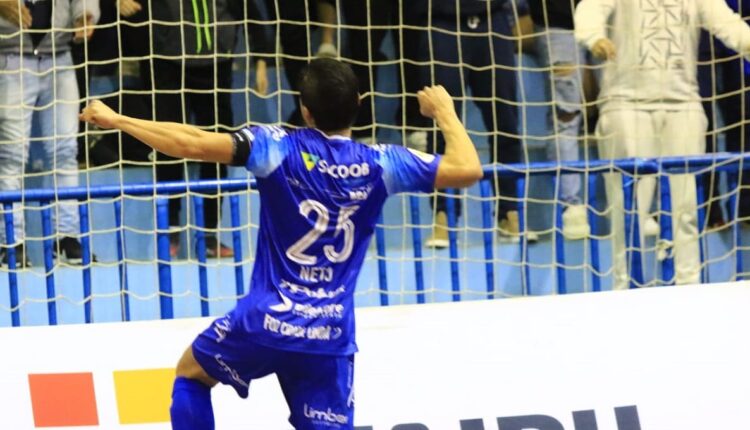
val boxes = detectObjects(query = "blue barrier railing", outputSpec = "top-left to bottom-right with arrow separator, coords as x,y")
1,153 -> 749,327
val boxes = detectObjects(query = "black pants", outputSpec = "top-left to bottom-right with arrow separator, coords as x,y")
342,0 -> 427,139
427,11 -> 520,220
698,31 -> 750,219
264,0 -> 315,126
141,59 -> 233,230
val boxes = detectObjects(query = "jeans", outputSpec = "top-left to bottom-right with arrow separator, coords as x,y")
535,27 -> 585,204
0,51 -> 80,244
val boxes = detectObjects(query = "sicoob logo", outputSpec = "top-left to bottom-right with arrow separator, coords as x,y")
300,151 -> 370,179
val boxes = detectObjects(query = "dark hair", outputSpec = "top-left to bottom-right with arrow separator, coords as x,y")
298,58 -> 360,132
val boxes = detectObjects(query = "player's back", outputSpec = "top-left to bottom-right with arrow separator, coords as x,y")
231,126 -> 439,355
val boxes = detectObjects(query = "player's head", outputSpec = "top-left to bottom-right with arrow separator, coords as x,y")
298,58 -> 360,132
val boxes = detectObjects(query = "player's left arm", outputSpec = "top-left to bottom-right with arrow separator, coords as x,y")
80,100 -> 235,164
698,0 -> 750,56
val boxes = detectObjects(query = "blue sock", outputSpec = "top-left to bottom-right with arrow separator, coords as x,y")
170,377 -> 215,430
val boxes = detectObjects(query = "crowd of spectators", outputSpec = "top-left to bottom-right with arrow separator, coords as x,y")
1,0 -> 750,289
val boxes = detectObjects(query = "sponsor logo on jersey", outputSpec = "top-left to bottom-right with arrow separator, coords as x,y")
300,151 -> 371,178
303,404 -> 349,425
270,288 -> 345,319
263,313 -> 343,341
214,354 -> 249,388
301,151 -> 320,171
212,314 -> 232,343
280,279 -> 347,299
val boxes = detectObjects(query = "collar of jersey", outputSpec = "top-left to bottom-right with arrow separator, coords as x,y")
312,128 -> 352,142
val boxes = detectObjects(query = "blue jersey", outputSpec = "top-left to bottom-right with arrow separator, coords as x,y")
231,126 -> 440,355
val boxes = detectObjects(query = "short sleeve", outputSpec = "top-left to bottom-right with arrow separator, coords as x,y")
379,145 -> 441,194
230,126 -> 289,178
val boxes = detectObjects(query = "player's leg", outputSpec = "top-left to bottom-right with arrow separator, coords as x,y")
171,346 -> 218,430
0,53 -> 35,265
172,313 -> 279,429
661,108 -> 706,285
597,108 -> 656,289
278,353 -> 355,430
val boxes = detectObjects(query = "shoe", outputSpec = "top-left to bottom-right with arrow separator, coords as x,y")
1,243 -> 31,268
406,131 -> 428,153
204,236 -> 234,259
498,210 -> 538,243
425,211 -> 449,249
316,42 -> 337,58
55,237 -> 98,265
562,204 -> 590,240
643,216 -> 660,237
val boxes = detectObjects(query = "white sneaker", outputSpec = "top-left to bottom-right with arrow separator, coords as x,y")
425,211 -> 449,249
316,42 -> 337,58
562,204 -> 590,240
406,131 -> 428,152
643,216 -> 660,237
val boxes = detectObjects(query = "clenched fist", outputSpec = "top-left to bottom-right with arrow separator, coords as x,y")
80,100 -> 120,130
417,85 -> 456,120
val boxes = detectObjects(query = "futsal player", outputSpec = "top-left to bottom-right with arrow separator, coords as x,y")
80,58 -> 482,429
575,0 -> 750,288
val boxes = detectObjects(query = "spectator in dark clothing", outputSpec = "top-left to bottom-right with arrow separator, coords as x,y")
122,0 -> 270,258
698,0 -> 750,228
266,0 -> 337,127
423,0 -> 525,247
341,0 -> 428,147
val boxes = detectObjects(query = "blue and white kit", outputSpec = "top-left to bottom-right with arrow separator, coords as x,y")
191,126 -> 440,429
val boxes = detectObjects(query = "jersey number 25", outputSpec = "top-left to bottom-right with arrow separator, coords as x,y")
286,199 -> 360,265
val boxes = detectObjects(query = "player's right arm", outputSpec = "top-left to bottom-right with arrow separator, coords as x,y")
417,86 -> 483,188
80,100 -> 236,164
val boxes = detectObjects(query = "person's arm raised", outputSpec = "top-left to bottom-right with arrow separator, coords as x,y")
418,86 -> 483,188
80,100 -> 234,164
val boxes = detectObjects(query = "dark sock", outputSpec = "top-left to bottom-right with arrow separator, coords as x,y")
170,377 -> 214,430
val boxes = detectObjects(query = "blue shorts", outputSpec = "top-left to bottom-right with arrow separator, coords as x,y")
192,313 -> 355,430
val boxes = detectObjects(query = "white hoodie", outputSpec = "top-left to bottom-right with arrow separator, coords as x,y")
575,0 -> 750,110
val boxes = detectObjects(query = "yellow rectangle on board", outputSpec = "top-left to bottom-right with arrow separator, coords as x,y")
113,368 -> 175,424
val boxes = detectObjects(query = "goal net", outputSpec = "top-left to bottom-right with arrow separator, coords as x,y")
0,0 -> 748,326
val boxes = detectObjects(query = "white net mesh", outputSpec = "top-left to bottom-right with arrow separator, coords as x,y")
1,0 -> 749,326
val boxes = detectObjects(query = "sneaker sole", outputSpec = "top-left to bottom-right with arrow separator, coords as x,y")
425,238 -> 449,249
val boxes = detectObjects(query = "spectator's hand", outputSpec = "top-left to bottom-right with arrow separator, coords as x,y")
118,0 -> 142,18
0,1 -> 32,29
417,85 -> 456,120
591,38 -> 616,61
80,100 -> 121,130
255,59 -> 268,96
73,14 -> 94,43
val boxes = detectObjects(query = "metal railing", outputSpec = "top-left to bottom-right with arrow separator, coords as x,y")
1,153 -> 748,327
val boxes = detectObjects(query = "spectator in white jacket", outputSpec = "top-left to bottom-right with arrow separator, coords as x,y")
575,0 -> 750,289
